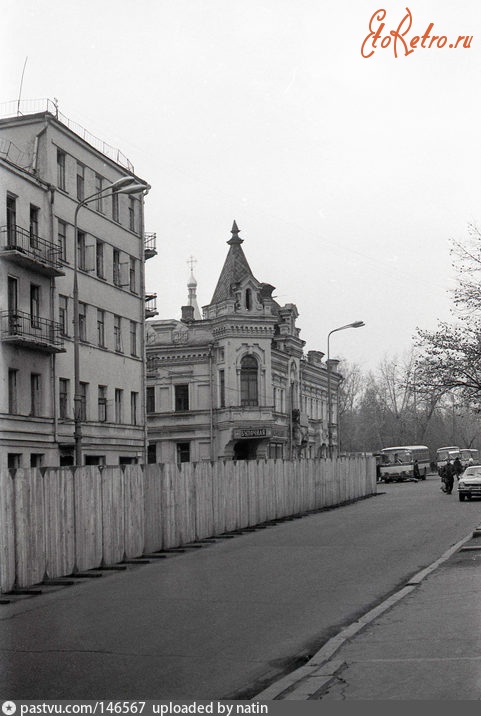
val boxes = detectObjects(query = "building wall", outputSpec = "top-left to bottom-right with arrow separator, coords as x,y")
0,111 -> 150,469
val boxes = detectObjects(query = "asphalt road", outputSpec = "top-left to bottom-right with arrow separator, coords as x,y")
1,473 -> 481,700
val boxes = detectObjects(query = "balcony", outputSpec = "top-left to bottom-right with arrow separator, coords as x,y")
145,293 -> 159,319
1,225 -> 65,277
1,310 -> 65,353
144,232 -> 157,260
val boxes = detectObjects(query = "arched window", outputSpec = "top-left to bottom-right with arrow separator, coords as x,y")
245,288 -> 252,310
240,354 -> 258,406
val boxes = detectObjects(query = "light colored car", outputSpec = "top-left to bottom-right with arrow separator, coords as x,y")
458,466 -> 481,501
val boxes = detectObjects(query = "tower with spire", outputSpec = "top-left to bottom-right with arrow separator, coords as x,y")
186,256 -> 201,320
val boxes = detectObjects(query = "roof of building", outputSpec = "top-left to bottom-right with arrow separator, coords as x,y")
210,221 -> 258,304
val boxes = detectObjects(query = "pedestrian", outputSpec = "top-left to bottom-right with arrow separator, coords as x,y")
453,456 -> 463,480
412,459 -> 420,481
444,460 -> 455,494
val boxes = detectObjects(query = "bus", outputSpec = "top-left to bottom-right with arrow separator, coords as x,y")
379,445 -> 431,482
436,446 -> 460,475
460,448 -> 479,469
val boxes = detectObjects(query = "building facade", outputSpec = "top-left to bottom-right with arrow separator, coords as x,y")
0,100 -> 155,469
146,222 -> 342,463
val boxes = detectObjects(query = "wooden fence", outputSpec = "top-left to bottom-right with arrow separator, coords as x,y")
0,456 -> 376,592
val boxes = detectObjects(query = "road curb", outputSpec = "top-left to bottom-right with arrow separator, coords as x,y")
254,528 -> 478,700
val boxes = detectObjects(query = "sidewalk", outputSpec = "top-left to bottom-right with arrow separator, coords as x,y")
256,523 -> 481,700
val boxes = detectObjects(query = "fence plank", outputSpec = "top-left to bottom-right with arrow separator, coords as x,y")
0,469 -> 15,592
15,469 -> 46,588
144,463 -> 164,553
44,468 -> 75,579
74,467 -> 102,572
101,466 -> 125,565
124,465 -> 144,559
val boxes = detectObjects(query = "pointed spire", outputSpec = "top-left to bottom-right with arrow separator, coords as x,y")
185,256 -> 201,319
227,220 -> 243,245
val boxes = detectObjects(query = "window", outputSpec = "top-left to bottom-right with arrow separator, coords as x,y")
29,205 -> 39,248
175,384 -> 189,412
176,442 -> 190,464
85,455 -> 105,466
59,378 -> 69,419
8,276 -> 18,314
30,285 -> 40,327
57,149 -> 66,190
97,309 -> 105,347
77,230 -> 86,271
6,195 -> 17,246
129,197 -> 136,232
129,257 -> 136,293
269,443 -> 284,460
30,454 -> 44,468
240,354 -> 258,406
113,250 -> 121,286
57,220 -> 67,261
30,373 -> 41,416
79,302 -> 87,341
96,240 -> 104,278
130,391 -> 138,425
76,162 -> 85,201
147,442 -> 157,464
8,369 -> 18,414
245,288 -> 252,310
219,370 -> 225,408
98,385 -> 107,422
146,386 -> 155,413
95,174 -> 103,212
112,190 -> 119,223
115,388 -> 123,423
114,314 -> 122,352
59,295 -> 69,336
8,454 -> 22,470
130,320 -> 137,356
78,382 -> 88,421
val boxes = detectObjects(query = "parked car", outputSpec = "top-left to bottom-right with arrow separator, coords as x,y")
458,465 -> 481,501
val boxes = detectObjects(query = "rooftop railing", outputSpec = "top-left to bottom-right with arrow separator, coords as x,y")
0,99 -> 134,172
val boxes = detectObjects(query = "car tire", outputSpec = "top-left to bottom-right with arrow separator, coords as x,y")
459,494 -> 465,501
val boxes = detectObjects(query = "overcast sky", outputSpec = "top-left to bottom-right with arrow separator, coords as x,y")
4,0 -> 481,369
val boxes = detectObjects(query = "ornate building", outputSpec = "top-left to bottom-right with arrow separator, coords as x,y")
146,222 -> 341,463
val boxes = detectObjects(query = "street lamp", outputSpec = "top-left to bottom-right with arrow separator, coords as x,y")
73,176 -> 151,466
326,321 -> 365,459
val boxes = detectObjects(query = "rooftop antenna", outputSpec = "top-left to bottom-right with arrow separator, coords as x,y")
16,56 -> 28,116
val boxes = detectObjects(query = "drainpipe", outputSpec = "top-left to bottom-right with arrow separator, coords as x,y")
32,121 -> 48,175
208,342 -> 215,460
139,193 -> 148,465
47,185 -> 58,446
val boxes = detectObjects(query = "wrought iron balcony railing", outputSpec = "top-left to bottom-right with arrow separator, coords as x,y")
1,225 -> 65,276
145,293 -> 158,318
0,310 -> 65,353
144,232 -> 157,260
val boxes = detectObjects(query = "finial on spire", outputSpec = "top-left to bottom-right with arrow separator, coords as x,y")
187,255 -> 197,272
228,220 -> 243,245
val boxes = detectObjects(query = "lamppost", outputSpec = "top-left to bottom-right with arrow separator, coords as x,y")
327,321 -> 365,458
73,176 -> 151,466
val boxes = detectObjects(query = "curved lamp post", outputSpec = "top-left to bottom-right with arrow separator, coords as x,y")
73,176 -> 151,465
327,320 -> 365,458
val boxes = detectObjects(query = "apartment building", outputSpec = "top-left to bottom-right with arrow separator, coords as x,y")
146,222 -> 341,463
0,100 -> 155,468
